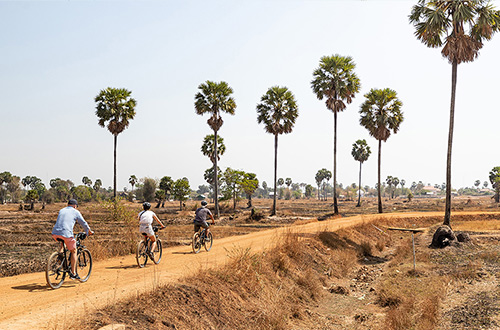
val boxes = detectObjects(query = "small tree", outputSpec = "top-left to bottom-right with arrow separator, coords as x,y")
241,172 -> 259,208
159,176 -> 174,206
351,139 -> 371,207
221,168 -> 245,210
172,178 -> 191,211
141,178 -> 157,202
489,167 -> 500,203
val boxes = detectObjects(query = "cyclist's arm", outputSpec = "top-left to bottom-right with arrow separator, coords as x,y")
208,213 -> 215,224
153,214 -> 165,228
75,212 -> 92,235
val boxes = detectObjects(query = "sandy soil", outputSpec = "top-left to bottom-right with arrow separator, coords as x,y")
1,211 -> 498,329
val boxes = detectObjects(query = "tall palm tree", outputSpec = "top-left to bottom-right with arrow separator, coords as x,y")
351,139 -> 371,207
195,81 -> 236,218
95,87 -> 137,199
257,86 -> 299,216
311,54 -> 361,215
359,88 -> 403,214
409,0 -> 500,226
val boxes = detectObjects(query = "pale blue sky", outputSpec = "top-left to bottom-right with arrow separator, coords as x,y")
1,0 -> 499,192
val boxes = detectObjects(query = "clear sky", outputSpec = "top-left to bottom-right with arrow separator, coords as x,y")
1,0 -> 499,192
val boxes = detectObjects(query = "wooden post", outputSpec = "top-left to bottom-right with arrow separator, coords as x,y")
387,227 -> 424,273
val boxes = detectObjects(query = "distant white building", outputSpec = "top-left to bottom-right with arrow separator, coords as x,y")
423,186 -> 441,196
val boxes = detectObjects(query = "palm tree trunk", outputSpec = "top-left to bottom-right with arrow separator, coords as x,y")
444,60 -> 458,227
272,134 -> 278,216
113,134 -> 117,199
378,139 -> 383,214
357,162 -> 362,207
333,111 -> 339,214
213,130 -> 220,218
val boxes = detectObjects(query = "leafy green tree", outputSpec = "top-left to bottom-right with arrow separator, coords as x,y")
49,178 -> 73,201
489,167 -> 500,203
221,168 -> 245,210
392,177 -> 400,198
474,180 -> 481,190
71,185 -> 92,202
155,190 -> 166,208
315,168 -> 332,201
241,172 -> 259,208
351,139 -> 371,207
25,189 -> 39,210
277,178 -> 284,187
201,134 -> 226,164
0,171 -> 12,203
410,0 -> 500,226
305,184 -> 314,198
257,86 -> 298,215
141,178 -> 157,203
7,175 -> 21,203
93,179 -> 102,192
195,81 -> 236,218
172,178 -> 191,211
285,178 -> 292,188
82,176 -> 92,187
311,54 -> 361,215
360,88 -> 403,213
95,87 -> 137,199
159,176 -> 174,205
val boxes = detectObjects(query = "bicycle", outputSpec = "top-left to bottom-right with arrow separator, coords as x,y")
45,232 -> 92,289
192,223 -> 213,254
136,225 -> 163,268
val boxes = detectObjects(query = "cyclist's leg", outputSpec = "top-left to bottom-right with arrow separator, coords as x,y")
149,235 -> 157,253
69,248 -> 77,275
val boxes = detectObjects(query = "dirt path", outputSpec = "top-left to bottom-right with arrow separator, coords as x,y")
1,211 -> 498,329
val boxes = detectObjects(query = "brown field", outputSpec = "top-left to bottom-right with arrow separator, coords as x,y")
1,196 -> 500,329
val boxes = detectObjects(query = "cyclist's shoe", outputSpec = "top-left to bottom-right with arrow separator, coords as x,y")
69,272 -> 81,281
149,252 -> 155,260
205,237 -> 211,242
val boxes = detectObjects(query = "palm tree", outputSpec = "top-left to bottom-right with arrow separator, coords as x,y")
195,81 -> 236,218
409,0 -> 500,226
129,175 -> 137,195
311,54 -> 361,215
201,134 -> 226,164
351,139 -> 371,207
95,87 -> 137,199
359,88 -> 403,214
257,86 -> 299,216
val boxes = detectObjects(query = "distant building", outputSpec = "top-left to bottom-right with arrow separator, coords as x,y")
422,186 -> 441,196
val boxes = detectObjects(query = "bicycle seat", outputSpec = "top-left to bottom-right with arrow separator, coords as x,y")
56,238 -> 65,243
141,233 -> 148,237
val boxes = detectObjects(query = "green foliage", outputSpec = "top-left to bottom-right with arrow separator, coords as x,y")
489,166 -> 500,202
351,139 -> 371,163
257,86 -> 298,136
221,168 -> 245,206
82,176 -> 92,187
359,88 -> 404,142
305,184 -> 314,198
201,134 -> 226,164
141,178 -> 157,202
25,189 -> 39,202
95,87 -> 137,136
172,178 -> 191,203
49,178 -> 73,202
71,185 -> 93,202
159,176 -> 174,199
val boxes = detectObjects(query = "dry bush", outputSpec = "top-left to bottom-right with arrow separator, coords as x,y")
449,261 -> 483,282
379,274 -> 446,330
328,248 -> 358,278
359,241 -> 373,257
389,237 -> 412,267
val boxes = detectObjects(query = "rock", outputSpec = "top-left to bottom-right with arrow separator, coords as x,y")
456,232 -> 471,242
329,285 -> 349,295
431,225 -> 456,248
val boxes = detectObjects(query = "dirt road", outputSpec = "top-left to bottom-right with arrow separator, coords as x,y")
0,211 -> 496,329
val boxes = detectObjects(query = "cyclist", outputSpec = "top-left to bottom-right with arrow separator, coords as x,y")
138,202 -> 165,259
51,199 -> 94,280
194,201 -> 215,238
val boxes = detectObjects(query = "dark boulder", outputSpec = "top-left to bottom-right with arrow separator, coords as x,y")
431,225 -> 456,248
456,232 -> 471,243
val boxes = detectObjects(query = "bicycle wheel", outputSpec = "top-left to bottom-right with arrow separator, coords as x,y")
152,240 -> 162,264
46,252 -> 66,289
204,232 -> 213,252
136,241 -> 148,268
76,249 -> 92,282
192,232 -> 202,254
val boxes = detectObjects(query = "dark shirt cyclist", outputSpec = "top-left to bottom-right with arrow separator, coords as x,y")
194,201 -> 215,237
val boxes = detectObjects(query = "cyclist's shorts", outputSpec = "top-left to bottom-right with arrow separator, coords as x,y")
194,221 -> 209,232
140,224 -> 154,237
52,234 -> 76,251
